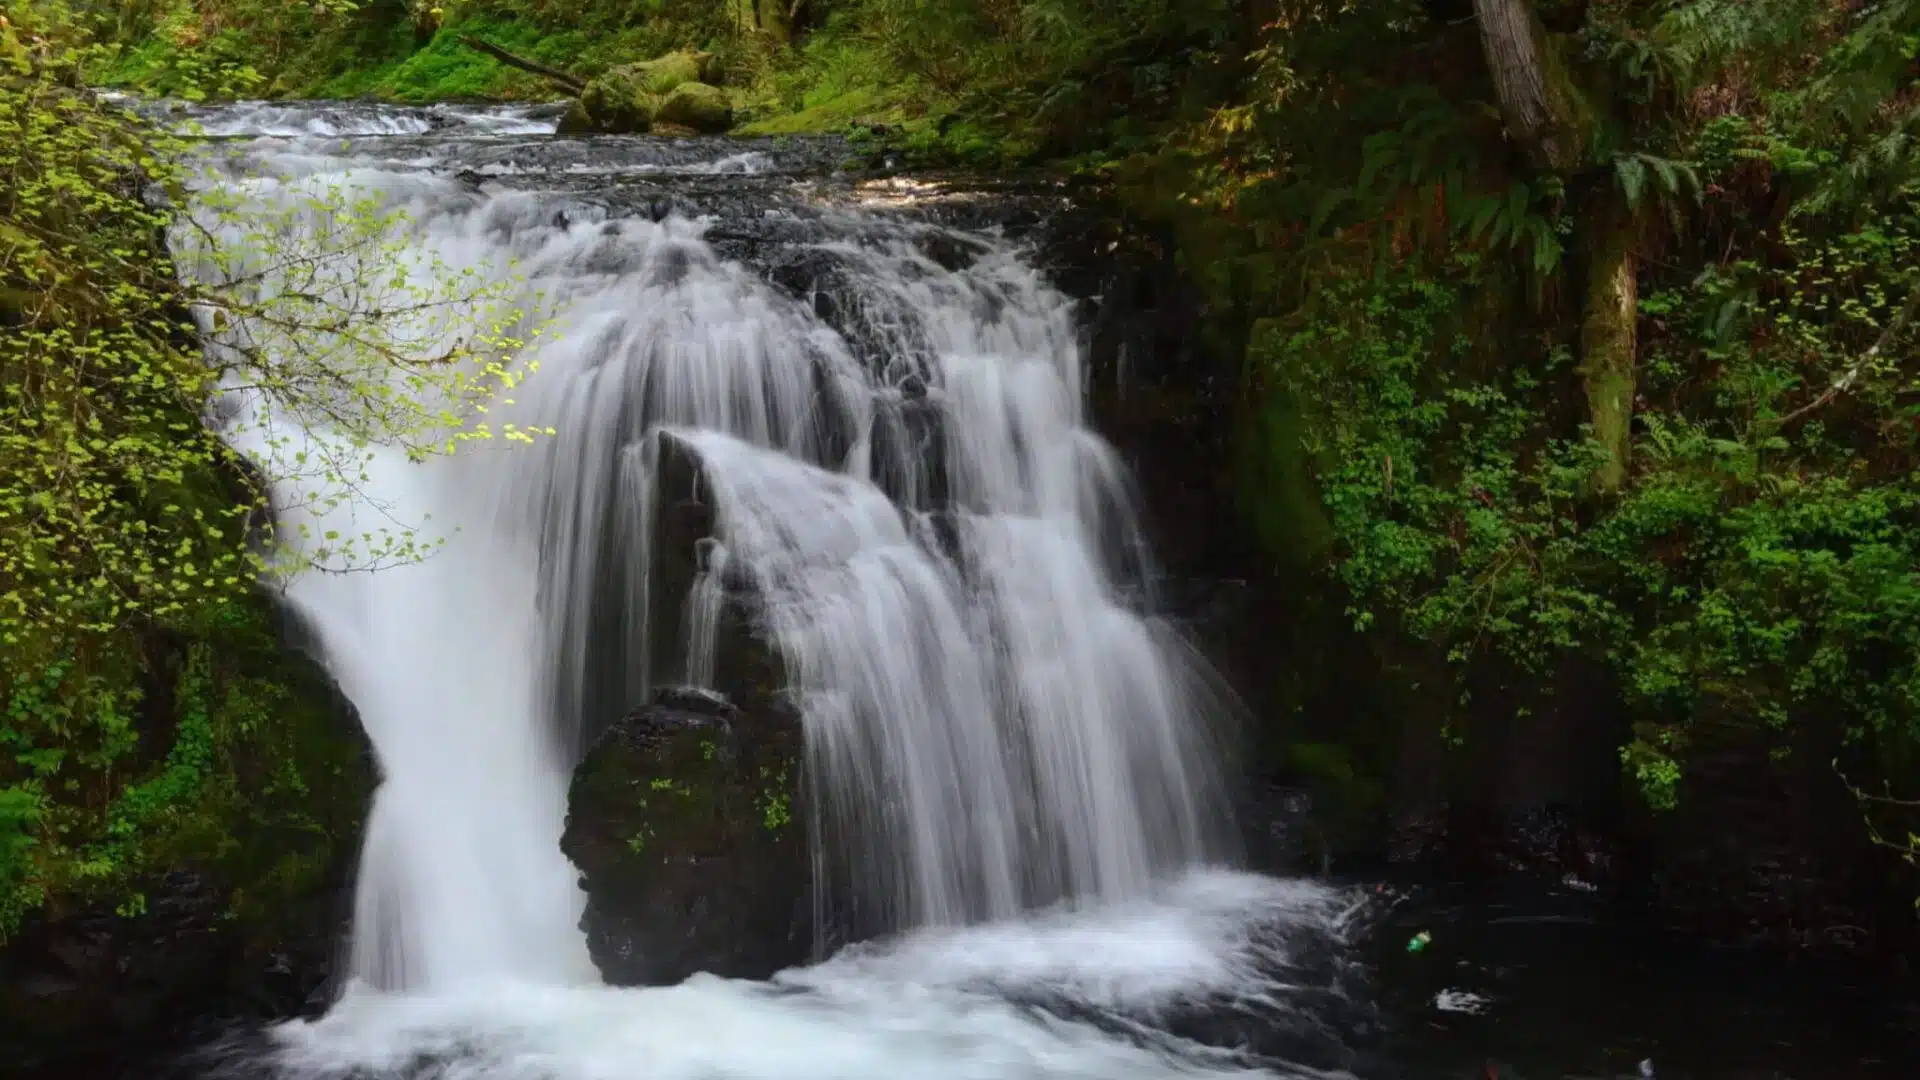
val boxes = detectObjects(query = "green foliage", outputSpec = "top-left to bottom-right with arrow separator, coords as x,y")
0,8 -> 526,936
4,39 -> 248,643
1,592 -> 369,938
1223,0 -> 1920,818
94,0 -> 749,102
1250,205 -> 1920,808
757,763 -> 790,832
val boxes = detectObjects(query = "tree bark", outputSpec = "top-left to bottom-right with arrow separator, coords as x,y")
410,1 -> 441,45
1473,0 -> 1628,489
459,36 -> 587,94
1471,0 -> 1586,171
758,0 -> 791,43
1580,212 -> 1638,493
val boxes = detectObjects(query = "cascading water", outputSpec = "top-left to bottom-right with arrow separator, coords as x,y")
518,215 -> 1234,930
171,101 -> 1366,1080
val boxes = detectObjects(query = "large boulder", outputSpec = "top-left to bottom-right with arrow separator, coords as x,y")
623,50 -> 718,95
556,98 -> 596,136
655,82 -> 733,135
561,684 -> 807,986
575,71 -> 655,135
559,431 -> 811,985
562,51 -> 728,135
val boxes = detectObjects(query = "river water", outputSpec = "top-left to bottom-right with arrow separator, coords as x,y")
123,100 -> 1920,1080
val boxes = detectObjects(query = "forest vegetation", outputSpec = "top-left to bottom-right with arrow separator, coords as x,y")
4,0 -> 1919,939
1,0 -> 543,938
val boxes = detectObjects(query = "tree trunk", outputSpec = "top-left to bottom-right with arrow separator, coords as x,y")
410,1 -> 441,45
757,0 -> 790,44
1471,0 -> 1586,171
1473,0 -> 1627,489
1580,212 -> 1638,493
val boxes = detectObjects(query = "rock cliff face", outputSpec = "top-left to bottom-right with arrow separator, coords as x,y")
1048,200 -> 1906,956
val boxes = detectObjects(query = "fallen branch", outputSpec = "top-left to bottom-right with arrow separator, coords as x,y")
1775,282 -> 1920,426
458,35 -> 586,95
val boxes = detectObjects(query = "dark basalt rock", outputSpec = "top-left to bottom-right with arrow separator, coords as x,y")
1,873 -> 354,1079
560,683 -> 808,986
560,430 -> 814,986
1239,782 -> 1323,876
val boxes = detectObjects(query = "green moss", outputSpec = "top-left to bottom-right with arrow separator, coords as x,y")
738,85 -> 896,135
656,80 -> 733,133
757,764 -> 791,832
3,592 -> 369,942
1578,212 -> 1638,494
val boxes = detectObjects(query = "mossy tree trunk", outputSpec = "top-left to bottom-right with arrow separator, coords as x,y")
1580,208 -> 1638,493
1472,0 -> 1587,171
409,1 -> 441,45
732,0 -> 791,43
759,0 -> 792,44
1473,0 -> 1636,491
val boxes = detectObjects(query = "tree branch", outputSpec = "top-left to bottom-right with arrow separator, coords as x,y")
1775,281 -> 1920,426
458,36 -> 586,94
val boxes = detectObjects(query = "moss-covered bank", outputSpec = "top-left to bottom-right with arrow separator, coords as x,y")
0,595 -> 371,1075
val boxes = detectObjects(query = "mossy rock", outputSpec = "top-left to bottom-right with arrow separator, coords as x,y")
655,82 -> 732,135
556,98 -> 595,136
577,71 -> 654,135
561,685 -> 806,986
562,51 -> 725,135
0,597 -> 372,1074
625,49 -> 718,94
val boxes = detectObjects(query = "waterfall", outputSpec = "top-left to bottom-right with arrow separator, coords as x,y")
173,103 -> 1361,1080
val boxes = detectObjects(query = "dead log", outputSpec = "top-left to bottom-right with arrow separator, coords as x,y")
459,35 -> 586,95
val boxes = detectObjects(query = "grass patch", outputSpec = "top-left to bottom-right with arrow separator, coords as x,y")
300,17 -> 570,102
736,30 -> 928,135
291,16 -> 711,102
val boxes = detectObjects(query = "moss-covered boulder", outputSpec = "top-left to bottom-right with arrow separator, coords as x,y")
576,70 -> 655,135
559,430 -> 811,985
628,49 -> 718,94
561,684 -> 806,986
656,82 -> 733,134
561,51 -> 726,135
556,97 -> 595,136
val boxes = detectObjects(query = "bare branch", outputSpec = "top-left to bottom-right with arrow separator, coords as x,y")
458,36 -> 586,94
1775,281 -> 1920,426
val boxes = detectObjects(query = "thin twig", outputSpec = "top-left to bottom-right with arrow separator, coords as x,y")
1774,282 -> 1920,425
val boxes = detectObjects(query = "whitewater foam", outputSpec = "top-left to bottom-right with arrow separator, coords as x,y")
248,872 -> 1358,1080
